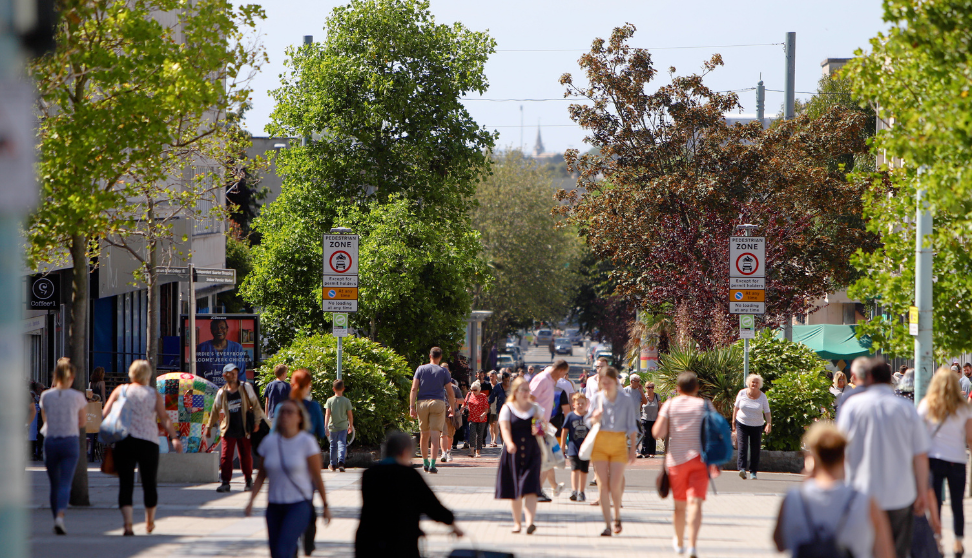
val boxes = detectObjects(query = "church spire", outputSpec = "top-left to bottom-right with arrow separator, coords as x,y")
532,121 -> 544,157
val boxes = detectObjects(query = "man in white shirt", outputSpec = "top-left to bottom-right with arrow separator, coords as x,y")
585,358 -> 610,401
837,357 -> 930,558
530,360 -> 570,501
834,357 -> 868,416
954,363 -> 971,399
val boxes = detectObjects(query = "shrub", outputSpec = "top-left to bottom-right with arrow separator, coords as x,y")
655,344 -> 743,418
736,329 -> 828,388
256,334 -> 414,445
765,369 -> 832,451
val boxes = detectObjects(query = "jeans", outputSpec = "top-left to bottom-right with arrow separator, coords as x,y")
641,419 -> 657,455
115,436 -> 160,508
220,436 -> 253,484
329,429 -> 347,466
44,436 -> 79,518
735,421 -> 763,474
930,457 -> 966,537
468,422 -> 487,452
266,501 -> 312,558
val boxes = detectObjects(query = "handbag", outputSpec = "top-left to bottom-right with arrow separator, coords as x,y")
100,445 -> 117,476
656,434 -> 670,498
99,385 -> 131,444
731,429 -> 738,449
577,397 -> 602,461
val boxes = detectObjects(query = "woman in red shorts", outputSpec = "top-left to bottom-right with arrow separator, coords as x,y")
653,371 -> 719,558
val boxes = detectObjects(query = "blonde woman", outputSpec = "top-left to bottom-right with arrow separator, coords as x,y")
103,360 -> 182,536
39,358 -> 87,534
732,374 -> 771,480
494,377 -> 545,534
830,371 -> 847,398
917,367 -> 972,557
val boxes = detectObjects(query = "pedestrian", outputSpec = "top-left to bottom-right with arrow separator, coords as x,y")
524,365 -> 536,383
587,366 -> 638,536
830,371 -> 847,402
623,374 -> 648,455
837,357 -> 930,558
439,376 -> 461,462
732,374 -> 772,480
653,371 -> 718,558
89,366 -> 106,403
585,357 -> 609,400
465,381 -> 489,457
495,377 -> 545,534
488,372 -> 509,448
773,422 -> 894,558
263,364 -> 291,419
409,347 -> 456,474
894,365 -> 907,387
952,363 -> 971,400
640,381 -> 661,458
476,370 -> 493,444
897,368 -> 916,401
917,367 -> 972,558
245,399 -> 330,558
356,432 -> 462,557
206,363 -> 267,493
548,339 -> 555,361
103,359 -> 183,536
39,358 -> 87,535
323,378 -> 354,472
457,380 -> 470,450
561,392 -> 590,502
835,357 -> 869,413
530,360 -> 571,502
28,382 -> 41,461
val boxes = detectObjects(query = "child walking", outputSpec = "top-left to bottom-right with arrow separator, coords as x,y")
561,392 -> 591,502
324,379 -> 354,472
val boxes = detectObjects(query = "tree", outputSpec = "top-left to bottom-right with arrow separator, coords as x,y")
556,24 -> 876,349
244,0 -> 496,366
28,0 -> 265,504
471,150 -> 583,351
844,0 -> 972,359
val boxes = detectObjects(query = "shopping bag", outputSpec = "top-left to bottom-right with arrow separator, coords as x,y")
99,386 -> 131,444
577,423 -> 600,461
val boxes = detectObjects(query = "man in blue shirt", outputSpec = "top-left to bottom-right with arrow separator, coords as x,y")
409,347 -> 456,474
262,364 -> 291,419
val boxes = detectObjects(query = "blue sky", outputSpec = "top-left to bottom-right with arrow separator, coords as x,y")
234,0 -> 887,154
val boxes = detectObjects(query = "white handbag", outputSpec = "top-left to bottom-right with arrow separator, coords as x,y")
577,423 -> 600,461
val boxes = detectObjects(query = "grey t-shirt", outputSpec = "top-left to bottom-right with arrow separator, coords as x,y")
779,480 -> 872,558
414,364 -> 451,401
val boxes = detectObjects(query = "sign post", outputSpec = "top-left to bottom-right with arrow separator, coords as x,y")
731,229 -> 765,379
324,229 -> 358,379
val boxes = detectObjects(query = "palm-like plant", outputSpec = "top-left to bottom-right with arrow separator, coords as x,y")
655,342 -> 743,418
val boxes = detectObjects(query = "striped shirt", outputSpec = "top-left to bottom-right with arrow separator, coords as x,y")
659,396 -> 705,467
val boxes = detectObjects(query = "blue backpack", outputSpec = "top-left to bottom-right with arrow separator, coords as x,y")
699,400 -> 734,465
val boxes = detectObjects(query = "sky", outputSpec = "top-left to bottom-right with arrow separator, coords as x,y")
234,0 -> 888,155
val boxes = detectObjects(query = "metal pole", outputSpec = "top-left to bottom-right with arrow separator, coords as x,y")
189,264 -> 196,376
756,79 -> 765,126
914,171 -> 933,404
744,338 -> 750,377
784,32 -> 796,121
336,335 -> 343,380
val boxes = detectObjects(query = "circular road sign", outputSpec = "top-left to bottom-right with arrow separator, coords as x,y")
734,252 -> 759,276
328,251 -> 353,274
734,291 -> 744,301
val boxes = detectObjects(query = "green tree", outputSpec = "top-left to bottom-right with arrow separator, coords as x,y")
471,150 -> 583,350
27,0 -> 265,505
244,0 -> 496,366
844,0 -> 972,359
735,329 -> 829,388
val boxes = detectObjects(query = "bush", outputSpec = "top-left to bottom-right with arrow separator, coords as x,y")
655,344 -> 743,418
256,334 -> 414,446
735,329 -> 828,388
765,369 -> 832,451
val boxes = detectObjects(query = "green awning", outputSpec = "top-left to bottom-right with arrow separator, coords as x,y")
775,324 -> 873,361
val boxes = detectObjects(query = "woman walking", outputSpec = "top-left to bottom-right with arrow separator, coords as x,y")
205,363 -> 267,493
917,367 -> 972,558
732,374 -> 771,480
830,371 -> 847,411
465,381 -> 489,458
640,381 -> 662,458
89,367 -> 106,403
587,366 -> 638,536
245,399 -> 330,558
495,377 -> 545,534
39,358 -> 87,534
103,360 -> 182,536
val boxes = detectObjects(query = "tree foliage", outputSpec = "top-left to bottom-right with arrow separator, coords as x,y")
654,344 -> 742,418
471,150 -> 583,348
243,0 -> 495,367
765,370 -> 832,451
734,329 -> 829,388
844,0 -> 972,358
557,24 -> 876,348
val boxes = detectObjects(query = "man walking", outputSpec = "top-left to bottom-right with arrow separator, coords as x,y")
530,359 -> 570,501
837,358 -> 930,558
409,347 -> 456,474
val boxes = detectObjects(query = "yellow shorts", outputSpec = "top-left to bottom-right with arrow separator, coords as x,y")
417,399 -> 446,433
590,431 -> 628,463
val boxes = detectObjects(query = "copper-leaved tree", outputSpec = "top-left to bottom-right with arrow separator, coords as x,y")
558,24 -> 877,348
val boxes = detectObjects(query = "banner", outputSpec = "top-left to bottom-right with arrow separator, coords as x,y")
181,314 -> 259,386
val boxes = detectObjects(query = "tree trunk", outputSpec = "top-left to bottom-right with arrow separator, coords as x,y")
146,237 -> 160,386
68,234 -> 90,507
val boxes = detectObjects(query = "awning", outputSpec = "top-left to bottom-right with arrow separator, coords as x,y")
775,324 -> 872,361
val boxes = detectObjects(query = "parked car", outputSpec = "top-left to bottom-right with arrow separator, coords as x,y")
554,338 -> 573,355
535,329 -> 553,347
496,354 -> 515,370
507,346 -> 524,369
594,347 -> 616,366
565,328 -> 583,346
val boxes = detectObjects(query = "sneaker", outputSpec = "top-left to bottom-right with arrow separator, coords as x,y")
244,479 -> 253,491
749,472 -> 757,480
739,469 -> 747,480
428,466 -> 438,474
589,480 -> 597,487
637,454 -> 644,459
673,536 -> 685,555
569,491 -> 578,501
339,462 -> 346,473
328,464 -> 336,472
53,517 -> 66,535
688,547 -> 698,558
461,442 -> 469,449
423,464 -> 429,473
216,483 -> 231,493
554,482 -> 565,497
538,491 -> 552,503
578,492 -> 586,502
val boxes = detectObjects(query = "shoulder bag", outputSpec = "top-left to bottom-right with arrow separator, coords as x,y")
577,397 -> 602,461
99,385 -> 131,444
244,383 -> 271,449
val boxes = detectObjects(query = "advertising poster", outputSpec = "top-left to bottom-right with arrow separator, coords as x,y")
181,314 -> 259,386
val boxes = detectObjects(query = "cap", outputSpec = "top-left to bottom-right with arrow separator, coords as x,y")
222,363 -> 240,374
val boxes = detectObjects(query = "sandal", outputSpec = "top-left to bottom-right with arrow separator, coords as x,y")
613,519 -> 622,534
600,527 -> 612,537
123,523 -> 135,536
146,521 -> 155,534
526,524 -> 537,535
512,525 -> 522,534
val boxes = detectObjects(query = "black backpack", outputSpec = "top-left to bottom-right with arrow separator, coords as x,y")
794,490 -> 857,558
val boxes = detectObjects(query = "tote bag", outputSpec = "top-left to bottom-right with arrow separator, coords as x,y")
99,385 -> 131,444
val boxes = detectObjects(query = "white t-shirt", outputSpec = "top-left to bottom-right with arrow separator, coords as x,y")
499,402 -> 537,422
734,390 -> 770,427
917,400 -> 972,464
39,388 -> 87,438
556,378 -> 575,396
257,431 -> 320,504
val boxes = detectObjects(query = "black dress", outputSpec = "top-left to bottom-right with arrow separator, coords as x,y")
495,407 -> 541,499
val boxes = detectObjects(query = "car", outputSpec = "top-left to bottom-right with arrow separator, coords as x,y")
554,338 -> 573,355
594,348 -> 616,366
535,329 -> 553,346
507,346 -> 524,368
565,328 -> 583,346
496,354 -> 515,370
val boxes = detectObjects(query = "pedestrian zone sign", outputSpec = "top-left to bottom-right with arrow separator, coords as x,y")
729,237 -> 765,278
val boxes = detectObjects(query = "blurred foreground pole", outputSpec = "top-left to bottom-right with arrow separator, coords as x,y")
914,172 -> 933,404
